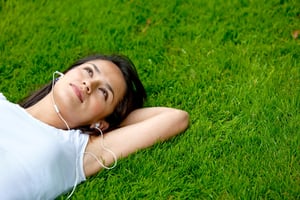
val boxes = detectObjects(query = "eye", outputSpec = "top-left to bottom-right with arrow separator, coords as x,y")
84,67 -> 93,77
99,88 -> 108,100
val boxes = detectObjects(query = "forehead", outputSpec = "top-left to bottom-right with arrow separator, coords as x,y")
85,59 -> 124,80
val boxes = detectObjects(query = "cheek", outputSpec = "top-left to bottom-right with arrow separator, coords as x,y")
64,69 -> 84,82
89,99 -> 106,118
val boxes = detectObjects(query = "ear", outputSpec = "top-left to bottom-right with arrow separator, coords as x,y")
91,120 -> 110,132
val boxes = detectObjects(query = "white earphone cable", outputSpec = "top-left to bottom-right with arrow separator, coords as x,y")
84,126 -> 118,170
66,156 -> 79,199
52,72 -> 77,199
52,72 -> 117,199
51,72 -> 70,130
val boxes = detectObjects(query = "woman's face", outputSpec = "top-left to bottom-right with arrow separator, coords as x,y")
52,59 -> 126,127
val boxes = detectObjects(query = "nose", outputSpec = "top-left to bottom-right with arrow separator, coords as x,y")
83,81 -> 92,94
83,79 -> 99,94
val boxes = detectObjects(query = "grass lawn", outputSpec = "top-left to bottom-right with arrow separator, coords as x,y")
0,0 -> 299,199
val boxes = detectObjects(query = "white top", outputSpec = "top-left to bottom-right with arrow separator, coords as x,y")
0,93 -> 89,199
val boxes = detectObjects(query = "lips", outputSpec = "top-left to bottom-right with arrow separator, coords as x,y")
70,83 -> 83,103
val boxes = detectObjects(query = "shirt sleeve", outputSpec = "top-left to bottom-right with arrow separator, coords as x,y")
0,93 -> 7,101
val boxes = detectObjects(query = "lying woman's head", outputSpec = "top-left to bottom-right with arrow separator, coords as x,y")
20,54 -> 147,133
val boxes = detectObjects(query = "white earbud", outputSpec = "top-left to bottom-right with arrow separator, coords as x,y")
55,71 -> 64,78
95,122 -> 100,128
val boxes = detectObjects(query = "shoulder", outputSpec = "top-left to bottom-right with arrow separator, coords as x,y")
0,93 -> 7,101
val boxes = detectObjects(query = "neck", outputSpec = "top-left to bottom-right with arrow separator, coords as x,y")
25,94 -> 70,130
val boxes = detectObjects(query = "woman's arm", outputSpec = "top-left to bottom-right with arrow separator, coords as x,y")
83,107 -> 189,177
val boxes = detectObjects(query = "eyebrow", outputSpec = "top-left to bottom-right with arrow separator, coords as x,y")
88,62 -> 115,99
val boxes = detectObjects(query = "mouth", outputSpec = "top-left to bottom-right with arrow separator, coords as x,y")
70,83 -> 83,103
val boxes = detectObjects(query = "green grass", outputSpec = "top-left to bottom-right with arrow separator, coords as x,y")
1,0 -> 299,199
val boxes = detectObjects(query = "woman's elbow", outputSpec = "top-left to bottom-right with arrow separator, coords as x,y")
173,109 -> 190,133
181,110 -> 190,131
157,108 -> 190,141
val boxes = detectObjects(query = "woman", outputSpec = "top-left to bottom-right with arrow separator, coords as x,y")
0,54 -> 189,199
